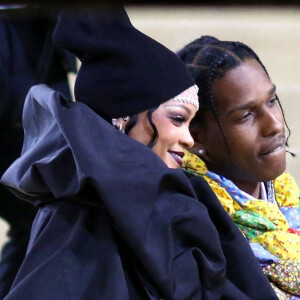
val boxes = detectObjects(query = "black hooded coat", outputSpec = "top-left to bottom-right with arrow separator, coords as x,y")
1,84 -> 226,300
1,85 -> 277,300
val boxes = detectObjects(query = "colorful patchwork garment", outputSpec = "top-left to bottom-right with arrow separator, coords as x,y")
183,150 -> 300,297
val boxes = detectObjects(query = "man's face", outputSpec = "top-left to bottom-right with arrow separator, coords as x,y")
199,59 -> 286,186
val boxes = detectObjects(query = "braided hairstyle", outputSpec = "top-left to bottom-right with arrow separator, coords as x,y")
177,35 -> 293,159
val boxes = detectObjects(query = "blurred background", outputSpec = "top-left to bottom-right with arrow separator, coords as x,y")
1,4 -> 300,250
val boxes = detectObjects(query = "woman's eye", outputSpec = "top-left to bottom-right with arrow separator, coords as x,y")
170,115 -> 185,125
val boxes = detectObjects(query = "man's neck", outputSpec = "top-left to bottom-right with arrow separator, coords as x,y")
234,181 -> 261,199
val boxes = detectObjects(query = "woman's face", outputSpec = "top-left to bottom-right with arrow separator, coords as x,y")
197,58 -> 286,185
128,92 -> 197,168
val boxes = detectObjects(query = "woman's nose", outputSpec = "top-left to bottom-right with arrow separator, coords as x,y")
180,128 -> 194,148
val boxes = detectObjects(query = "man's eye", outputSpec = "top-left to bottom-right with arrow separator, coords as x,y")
240,112 -> 253,121
268,96 -> 278,106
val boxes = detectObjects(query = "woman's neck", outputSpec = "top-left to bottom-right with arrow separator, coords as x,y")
234,181 -> 261,199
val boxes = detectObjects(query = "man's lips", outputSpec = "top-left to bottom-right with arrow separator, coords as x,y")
168,151 -> 184,166
259,135 -> 286,156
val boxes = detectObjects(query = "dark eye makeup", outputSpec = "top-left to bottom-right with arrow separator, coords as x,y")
170,115 -> 186,126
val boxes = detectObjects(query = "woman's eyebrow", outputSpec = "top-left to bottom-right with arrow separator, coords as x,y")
164,104 -> 192,114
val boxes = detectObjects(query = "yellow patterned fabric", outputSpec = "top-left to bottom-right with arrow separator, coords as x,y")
182,150 -> 300,261
264,260 -> 300,296
275,173 -> 300,208
183,150 -> 300,296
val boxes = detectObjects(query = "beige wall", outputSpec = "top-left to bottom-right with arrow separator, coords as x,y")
1,5 -> 300,250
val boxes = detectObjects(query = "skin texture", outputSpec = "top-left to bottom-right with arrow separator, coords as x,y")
117,87 -> 197,169
194,59 -> 286,198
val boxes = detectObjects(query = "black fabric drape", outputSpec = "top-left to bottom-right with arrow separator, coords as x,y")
0,7 -> 76,298
2,85 -> 230,299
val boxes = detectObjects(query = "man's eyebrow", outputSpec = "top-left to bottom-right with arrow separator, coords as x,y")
226,84 -> 277,115
226,101 -> 256,115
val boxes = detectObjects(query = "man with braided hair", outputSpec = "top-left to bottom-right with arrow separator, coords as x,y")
179,36 -> 300,299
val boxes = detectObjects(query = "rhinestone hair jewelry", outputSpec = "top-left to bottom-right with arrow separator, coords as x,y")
173,84 -> 199,110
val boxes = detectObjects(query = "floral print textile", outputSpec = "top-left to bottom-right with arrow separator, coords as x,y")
264,260 -> 300,295
183,150 -> 300,296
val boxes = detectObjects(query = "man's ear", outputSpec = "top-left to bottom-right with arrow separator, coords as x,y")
189,127 -> 206,157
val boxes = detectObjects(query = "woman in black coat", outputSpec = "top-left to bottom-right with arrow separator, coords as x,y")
1,6 -> 230,300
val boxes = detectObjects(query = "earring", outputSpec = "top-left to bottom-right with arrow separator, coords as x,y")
122,116 -> 129,121
112,118 -> 125,133
198,149 -> 205,155
118,123 -> 123,133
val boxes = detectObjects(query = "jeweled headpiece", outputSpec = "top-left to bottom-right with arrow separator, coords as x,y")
173,84 -> 199,110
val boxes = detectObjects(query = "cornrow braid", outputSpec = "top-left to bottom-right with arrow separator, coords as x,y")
206,57 -> 234,164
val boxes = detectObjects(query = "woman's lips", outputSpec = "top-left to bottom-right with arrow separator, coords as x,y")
168,151 -> 184,166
